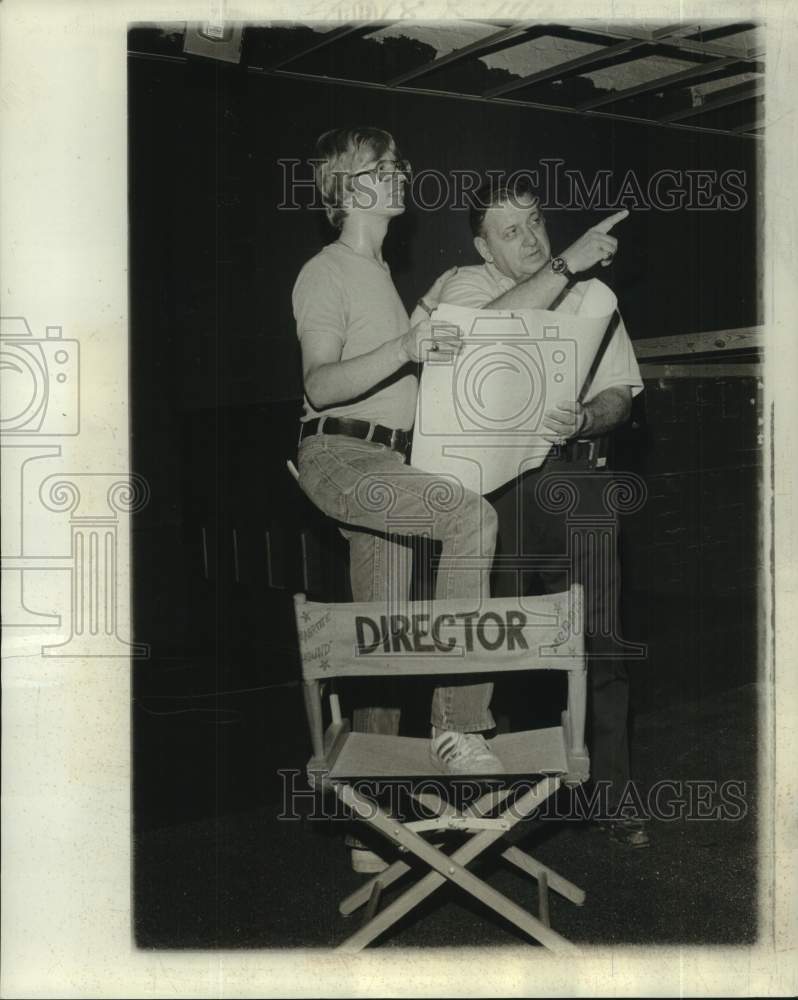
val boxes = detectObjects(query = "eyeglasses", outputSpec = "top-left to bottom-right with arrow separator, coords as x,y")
349,158 -> 412,182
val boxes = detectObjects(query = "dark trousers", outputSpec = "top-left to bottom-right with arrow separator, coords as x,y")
490,453 -> 637,810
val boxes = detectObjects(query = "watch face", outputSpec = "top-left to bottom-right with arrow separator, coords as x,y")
551,256 -> 566,273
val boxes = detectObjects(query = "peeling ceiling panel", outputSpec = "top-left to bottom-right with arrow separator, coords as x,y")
479,35 -> 602,76
367,21 -> 499,55
582,54 -> 696,89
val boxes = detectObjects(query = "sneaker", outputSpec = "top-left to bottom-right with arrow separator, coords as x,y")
600,818 -> 651,849
351,847 -> 389,874
430,729 -> 505,775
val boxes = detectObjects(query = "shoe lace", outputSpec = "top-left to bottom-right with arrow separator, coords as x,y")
438,732 -> 492,763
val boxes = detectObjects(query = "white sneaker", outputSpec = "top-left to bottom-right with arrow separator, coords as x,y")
430,729 -> 505,775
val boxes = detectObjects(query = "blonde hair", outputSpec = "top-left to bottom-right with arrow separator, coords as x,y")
314,126 -> 396,229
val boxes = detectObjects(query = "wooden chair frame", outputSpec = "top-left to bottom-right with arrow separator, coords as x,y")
294,584 -> 589,952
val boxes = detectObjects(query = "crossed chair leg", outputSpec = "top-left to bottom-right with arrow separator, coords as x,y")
334,775 -> 585,953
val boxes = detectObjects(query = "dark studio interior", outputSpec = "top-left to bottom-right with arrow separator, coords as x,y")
129,22 -> 762,949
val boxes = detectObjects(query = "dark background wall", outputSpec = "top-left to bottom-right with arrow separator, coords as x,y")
129,28 -> 761,831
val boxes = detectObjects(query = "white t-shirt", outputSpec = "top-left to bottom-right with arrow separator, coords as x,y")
292,243 -> 416,429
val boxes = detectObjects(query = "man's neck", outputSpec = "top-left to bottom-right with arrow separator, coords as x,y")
485,259 -> 518,288
338,215 -> 389,262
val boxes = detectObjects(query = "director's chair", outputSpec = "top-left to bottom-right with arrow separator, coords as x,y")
294,583 -> 590,952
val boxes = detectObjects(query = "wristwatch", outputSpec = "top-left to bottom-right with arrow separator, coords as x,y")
417,297 -> 435,316
550,256 -> 575,281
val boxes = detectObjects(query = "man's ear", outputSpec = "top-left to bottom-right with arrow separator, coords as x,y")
474,236 -> 493,264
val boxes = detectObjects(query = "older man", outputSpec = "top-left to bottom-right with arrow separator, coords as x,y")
420,179 -> 648,847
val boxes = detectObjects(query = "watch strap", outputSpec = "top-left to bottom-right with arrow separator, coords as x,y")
551,256 -> 575,281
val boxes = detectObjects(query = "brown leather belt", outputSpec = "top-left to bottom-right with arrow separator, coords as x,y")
299,416 -> 412,455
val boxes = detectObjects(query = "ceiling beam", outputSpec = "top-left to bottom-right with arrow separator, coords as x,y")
577,56 -> 742,110
386,21 -> 540,87
594,22 -> 762,61
269,23 -> 389,70
261,65 -> 763,140
659,80 -> 764,121
731,118 -> 765,134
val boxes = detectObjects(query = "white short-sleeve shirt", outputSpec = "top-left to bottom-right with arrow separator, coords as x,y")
439,262 -> 643,403
293,243 -> 416,429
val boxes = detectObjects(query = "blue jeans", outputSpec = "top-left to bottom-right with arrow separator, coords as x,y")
297,433 -> 497,732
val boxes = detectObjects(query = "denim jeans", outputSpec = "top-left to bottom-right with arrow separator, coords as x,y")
297,432 -> 498,732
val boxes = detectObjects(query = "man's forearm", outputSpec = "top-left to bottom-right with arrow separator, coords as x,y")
581,386 -> 632,437
487,267 -> 570,311
304,337 -> 409,410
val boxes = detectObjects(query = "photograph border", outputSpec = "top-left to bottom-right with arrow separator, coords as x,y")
1,1 -> 795,995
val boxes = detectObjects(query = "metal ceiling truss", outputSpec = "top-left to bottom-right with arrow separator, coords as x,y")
269,22 -> 393,70
264,20 -> 763,137
731,118 -> 765,134
576,56 -> 743,111
129,21 -> 763,138
386,21 -> 540,87
582,22 -> 762,60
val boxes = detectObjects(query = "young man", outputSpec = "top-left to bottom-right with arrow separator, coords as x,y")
293,128 -> 501,806
432,179 -> 649,847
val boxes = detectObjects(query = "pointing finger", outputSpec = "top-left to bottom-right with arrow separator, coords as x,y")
592,209 -> 629,234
